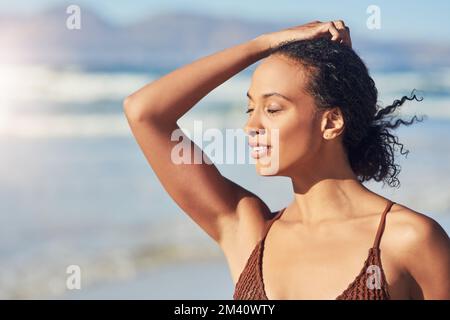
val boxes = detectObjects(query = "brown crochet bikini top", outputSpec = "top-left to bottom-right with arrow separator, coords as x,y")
233,200 -> 396,300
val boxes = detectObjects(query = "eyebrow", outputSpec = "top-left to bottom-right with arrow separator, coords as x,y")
246,91 -> 293,102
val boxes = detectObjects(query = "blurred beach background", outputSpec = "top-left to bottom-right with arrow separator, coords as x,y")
0,0 -> 449,299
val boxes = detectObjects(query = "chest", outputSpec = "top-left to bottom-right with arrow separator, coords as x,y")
261,231 -> 408,299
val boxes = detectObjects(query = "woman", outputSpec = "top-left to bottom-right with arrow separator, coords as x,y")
123,20 -> 450,300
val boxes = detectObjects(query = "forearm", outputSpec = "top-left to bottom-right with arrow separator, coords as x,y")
123,36 -> 270,123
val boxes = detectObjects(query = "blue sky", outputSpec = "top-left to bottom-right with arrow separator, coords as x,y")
1,0 -> 449,41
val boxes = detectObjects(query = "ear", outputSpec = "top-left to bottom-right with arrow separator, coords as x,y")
321,107 -> 345,140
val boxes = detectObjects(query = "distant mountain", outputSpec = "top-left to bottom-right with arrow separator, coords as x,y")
1,5 -> 449,71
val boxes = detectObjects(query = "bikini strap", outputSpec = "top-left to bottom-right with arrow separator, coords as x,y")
372,200 -> 396,249
262,207 -> 287,241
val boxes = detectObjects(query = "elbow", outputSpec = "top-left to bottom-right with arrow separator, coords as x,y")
123,94 -> 147,122
123,93 -> 163,123
123,92 -> 173,125
123,94 -> 133,111
123,94 -> 137,118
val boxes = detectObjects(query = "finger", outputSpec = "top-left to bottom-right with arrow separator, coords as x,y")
326,21 -> 340,41
333,20 -> 347,39
345,26 -> 352,47
340,26 -> 352,48
334,20 -> 351,47
333,20 -> 345,29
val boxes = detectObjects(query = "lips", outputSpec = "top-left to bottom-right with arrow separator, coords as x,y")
248,141 -> 270,148
249,142 -> 271,159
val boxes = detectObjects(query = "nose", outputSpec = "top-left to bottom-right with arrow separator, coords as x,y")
244,111 -> 266,137
246,127 -> 266,137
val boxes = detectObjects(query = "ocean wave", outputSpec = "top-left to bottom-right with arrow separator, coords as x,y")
0,217 -> 222,299
1,64 -> 450,139
0,114 -> 130,138
0,64 -> 249,107
1,64 -> 450,107
0,100 -> 448,138
0,64 -> 153,105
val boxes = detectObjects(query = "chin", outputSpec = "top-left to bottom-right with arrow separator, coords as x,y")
255,160 -> 281,176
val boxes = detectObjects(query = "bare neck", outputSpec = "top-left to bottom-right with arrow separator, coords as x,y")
292,178 -> 372,224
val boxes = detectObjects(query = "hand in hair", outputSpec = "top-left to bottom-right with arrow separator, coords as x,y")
260,20 -> 352,50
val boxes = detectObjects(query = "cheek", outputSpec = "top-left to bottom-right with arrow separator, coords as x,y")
277,117 -> 320,165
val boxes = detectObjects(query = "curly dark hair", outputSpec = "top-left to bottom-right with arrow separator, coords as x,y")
269,38 -> 425,188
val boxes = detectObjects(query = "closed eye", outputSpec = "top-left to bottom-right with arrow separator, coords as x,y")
245,108 -> 280,114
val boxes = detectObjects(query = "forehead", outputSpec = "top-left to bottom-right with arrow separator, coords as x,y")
249,54 -> 310,100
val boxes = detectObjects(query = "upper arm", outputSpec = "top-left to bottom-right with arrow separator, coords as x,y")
123,104 -> 270,247
398,210 -> 450,299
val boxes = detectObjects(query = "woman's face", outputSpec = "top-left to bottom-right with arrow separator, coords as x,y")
244,54 -> 325,176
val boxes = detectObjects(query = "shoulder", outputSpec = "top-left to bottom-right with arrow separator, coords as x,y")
386,203 -> 449,251
385,202 -> 450,298
217,190 -> 282,284
218,188 -> 277,259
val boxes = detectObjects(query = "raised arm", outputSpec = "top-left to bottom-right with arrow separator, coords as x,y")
123,36 -> 272,247
123,21 -> 351,255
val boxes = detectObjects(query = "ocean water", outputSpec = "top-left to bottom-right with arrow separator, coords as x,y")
0,64 -> 449,299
